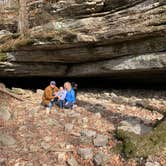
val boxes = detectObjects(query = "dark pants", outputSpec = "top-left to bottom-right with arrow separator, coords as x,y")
64,102 -> 73,109
75,90 -> 77,98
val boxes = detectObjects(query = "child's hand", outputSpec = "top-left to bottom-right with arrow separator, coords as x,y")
53,92 -> 57,96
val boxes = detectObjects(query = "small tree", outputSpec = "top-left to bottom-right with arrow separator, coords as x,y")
18,0 -> 29,36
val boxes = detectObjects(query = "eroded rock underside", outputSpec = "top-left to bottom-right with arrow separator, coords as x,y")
0,0 -> 166,80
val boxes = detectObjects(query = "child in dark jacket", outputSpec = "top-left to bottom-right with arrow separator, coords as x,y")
71,82 -> 78,98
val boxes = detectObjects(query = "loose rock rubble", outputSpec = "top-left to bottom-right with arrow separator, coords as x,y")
0,87 -> 165,165
67,156 -> 79,166
94,152 -> 109,166
93,134 -> 109,147
78,148 -> 93,160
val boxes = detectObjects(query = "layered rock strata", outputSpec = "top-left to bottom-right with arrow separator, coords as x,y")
0,0 -> 165,79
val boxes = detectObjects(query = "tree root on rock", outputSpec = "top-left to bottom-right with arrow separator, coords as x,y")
0,88 -> 24,101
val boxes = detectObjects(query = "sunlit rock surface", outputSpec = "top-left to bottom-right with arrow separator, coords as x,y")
0,0 -> 166,79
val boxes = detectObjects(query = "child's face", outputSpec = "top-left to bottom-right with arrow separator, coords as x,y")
60,87 -> 63,91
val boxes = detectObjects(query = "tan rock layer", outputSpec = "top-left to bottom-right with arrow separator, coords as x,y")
0,0 -> 166,78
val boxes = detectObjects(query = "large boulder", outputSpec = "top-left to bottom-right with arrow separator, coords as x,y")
117,118 -> 152,135
116,118 -> 166,158
0,132 -> 16,146
0,109 -> 11,121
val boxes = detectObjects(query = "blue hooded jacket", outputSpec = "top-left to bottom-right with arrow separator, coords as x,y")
65,88 -> 76,103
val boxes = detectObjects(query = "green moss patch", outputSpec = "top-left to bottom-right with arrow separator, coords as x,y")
0,37 -> 34,52
116,119 -> 166,158
32,29 -> 77,43
0,52 -> 7,61
13,38 -> 34,49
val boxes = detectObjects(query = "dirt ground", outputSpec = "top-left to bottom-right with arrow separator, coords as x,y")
0,87 -> 166,166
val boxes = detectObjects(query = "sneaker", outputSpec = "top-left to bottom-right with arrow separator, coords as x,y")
46,107 -> 50,114
54,109 -> 57,113
72,104 -> 77,109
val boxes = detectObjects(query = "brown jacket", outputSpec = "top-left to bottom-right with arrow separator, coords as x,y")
42,85 -> 59,106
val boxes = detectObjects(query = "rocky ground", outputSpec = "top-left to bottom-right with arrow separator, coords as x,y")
0,85 -> 166,166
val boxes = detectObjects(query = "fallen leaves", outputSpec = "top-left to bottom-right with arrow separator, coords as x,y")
0,87 -> 166,165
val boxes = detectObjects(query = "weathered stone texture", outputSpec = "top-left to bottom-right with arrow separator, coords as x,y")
0,0 -> 165,78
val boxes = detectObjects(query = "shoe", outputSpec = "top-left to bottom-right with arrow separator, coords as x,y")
46,107 -> 51,114
72,105 -> 77,109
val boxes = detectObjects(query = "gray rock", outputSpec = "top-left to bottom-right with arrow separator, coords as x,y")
145,161 -> 161,166
82,117 -> 88,123
68,111 -> 81,118
93,152 -> 109,166
93,134 -> 108,147
67,156 -> 79,166
0,133 -> 16,146
0,83 -> 6,89
104,92 -> 110,97
43,136 -> 51,142
118,118 -> 152,135
11,87 -> 25,95
70,132 -> 81,137
110,93 -> 129,104
80,136 -> 92,144
0,30 -> 12,43
65,123 -> 74,132
36,89 -> 44,95
0,109 -> 11,121
78,148 -> 93,160
69,53 -> 166,78
47,118 -> 59,126
29,145 -> 39,152
0,158 -> 6,166
57,152 -> 66,162
26,163 -> 33,166
41,142 -> 51,150
80,129 -> 96,138
95,112 -> 102,118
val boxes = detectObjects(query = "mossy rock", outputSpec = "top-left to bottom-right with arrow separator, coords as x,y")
0,52 -> 7,61
11,33 -> 20,39
0,37 -> 34,52
116,119 -> 166,158
10,87 -> 25,95
13,38 -> 34,49
159,0 -> 166,5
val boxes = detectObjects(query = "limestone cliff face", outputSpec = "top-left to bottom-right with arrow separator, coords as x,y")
0,0 -> 166,79
0,0 -> 18,32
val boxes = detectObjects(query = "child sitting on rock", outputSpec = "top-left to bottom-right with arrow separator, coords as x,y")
56,86 -> 66,109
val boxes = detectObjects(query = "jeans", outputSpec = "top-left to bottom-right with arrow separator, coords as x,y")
48,98 -> 58,109
59,100 -> 65,109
